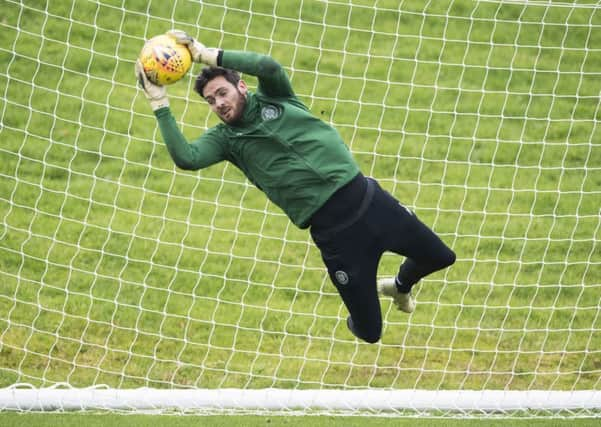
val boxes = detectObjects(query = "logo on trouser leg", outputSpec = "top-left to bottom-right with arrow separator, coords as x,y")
335,270 -> 349,285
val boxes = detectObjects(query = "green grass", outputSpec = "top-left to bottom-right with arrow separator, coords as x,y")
0,413 -> 600,427
1,0 -> 600,419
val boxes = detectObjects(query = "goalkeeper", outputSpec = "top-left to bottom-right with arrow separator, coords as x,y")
135,31 -> 456,344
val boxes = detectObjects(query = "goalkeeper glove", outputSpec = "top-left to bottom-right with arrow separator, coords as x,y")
135,59 -> 169,111
167,30 -> 220,66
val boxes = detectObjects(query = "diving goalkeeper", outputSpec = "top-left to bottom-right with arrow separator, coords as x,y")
135,30 -> 456,344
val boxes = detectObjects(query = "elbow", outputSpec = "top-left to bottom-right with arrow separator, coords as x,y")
172,157 -> 198,171
257,55 -> 283,76
166,145 -> 201,170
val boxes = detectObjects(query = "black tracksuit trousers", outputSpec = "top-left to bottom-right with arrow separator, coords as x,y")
310,173 -> 456,343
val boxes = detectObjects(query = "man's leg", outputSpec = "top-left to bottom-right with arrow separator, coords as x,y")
367,179 -> 456,295
326,249 -> 383,343
393,219 -> 456,294
311,226 -> 383,343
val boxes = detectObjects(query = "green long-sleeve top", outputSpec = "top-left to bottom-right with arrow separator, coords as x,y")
154,50 -> 360,229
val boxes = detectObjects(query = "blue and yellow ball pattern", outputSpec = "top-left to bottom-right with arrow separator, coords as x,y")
139,34 -> 192,86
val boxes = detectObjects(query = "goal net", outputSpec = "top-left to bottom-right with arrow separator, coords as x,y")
1,0 -> 600,417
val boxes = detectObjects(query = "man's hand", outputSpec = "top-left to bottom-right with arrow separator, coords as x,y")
167,30 -> 219,66
135,59 -> 169,111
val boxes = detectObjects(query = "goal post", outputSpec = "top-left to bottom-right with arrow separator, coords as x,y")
1,0 -> 600,417
1,388 -> 600,414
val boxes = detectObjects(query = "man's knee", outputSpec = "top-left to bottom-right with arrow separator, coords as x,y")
427,244 -> 456,271
347,316 -> 381,344
439,247 -> 456,269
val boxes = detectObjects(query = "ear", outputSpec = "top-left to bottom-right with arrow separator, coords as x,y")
237,79 -> 248,96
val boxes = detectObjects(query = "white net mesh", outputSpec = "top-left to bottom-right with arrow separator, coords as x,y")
0,0 -> 600,416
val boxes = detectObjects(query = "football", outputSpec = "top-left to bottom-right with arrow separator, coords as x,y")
139,34 -> 192,85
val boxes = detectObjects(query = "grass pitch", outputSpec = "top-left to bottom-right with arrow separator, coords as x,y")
0,0 -> 600,419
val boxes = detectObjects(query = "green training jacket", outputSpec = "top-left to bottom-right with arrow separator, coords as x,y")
154,50 -> 360,229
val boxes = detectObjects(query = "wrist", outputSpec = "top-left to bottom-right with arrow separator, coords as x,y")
201,47 -> 221,67
149,98 -> 169,111
153,105 -> 171,116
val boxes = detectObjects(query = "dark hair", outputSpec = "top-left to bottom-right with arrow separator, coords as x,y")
194,67 -> 241,98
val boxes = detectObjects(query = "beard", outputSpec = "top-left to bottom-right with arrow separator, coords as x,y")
219,90 -> 247,124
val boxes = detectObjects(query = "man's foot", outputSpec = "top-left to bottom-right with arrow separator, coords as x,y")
377,278 -> 415,313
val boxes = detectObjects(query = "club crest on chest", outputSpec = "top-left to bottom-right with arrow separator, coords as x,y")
261,104 -> 281,121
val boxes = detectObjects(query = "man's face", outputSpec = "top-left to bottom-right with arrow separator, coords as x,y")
202,76 -> 248,124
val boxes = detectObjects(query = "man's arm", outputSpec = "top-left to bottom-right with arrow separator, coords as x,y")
168,30 -> 295,99
220,50 -> 295,99
135,60 -> 226,170
154,108 -> 226,170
